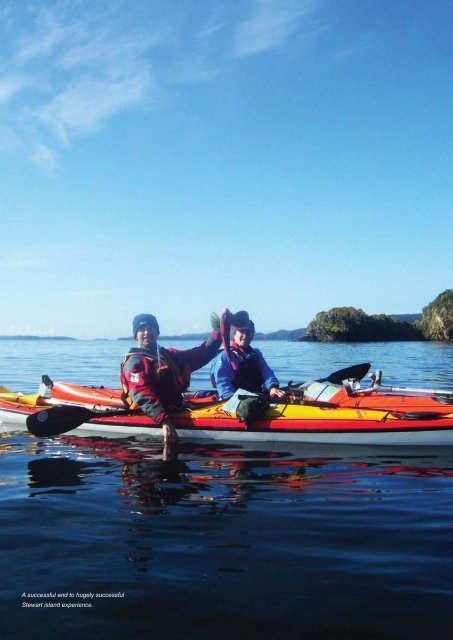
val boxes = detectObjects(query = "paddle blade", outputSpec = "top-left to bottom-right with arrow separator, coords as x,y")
323,363 -> 371,385
26,406 -> 94,437
389,411 -> 444,421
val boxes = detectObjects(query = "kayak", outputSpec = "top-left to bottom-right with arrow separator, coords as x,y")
47,378 -> 453,416
1,386 -> 453,445
300,380 -> 453,414
45,380 -> 217,408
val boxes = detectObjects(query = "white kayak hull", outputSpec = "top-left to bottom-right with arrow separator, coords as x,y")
3,410 -> 453,446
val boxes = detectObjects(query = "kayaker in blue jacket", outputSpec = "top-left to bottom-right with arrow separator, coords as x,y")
210,312 -> 287,401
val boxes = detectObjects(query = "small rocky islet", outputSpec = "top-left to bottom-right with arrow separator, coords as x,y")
300,289 -> 453,342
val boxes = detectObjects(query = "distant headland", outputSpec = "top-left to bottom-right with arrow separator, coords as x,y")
0,335 -> 76,341
118,328 -> 307,342
300,290 -> 452,342
1,290 -> 451,342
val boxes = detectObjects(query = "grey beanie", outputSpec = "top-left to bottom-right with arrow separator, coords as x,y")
133,314 -> 160,338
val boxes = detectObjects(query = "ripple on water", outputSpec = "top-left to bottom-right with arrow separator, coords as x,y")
1,341 -> 453,638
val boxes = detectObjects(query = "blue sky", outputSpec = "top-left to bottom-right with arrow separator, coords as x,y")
0,0 -> 451,339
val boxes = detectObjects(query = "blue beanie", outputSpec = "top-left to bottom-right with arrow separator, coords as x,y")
133,314 -> 160,338
233,319 -> 255,333
232,310 -> 255,333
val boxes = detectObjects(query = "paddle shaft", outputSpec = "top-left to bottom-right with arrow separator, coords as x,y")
362,384 -> 453,398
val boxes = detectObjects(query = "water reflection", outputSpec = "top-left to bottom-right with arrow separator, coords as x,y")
26,435 -> 453,513
27,456 -> 110,496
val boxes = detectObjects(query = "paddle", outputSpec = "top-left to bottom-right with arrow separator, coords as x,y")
26,395 -> 448,440
388,411 -> 446,421
285,362 -> 371,390
364,383 -> 453,401
321,362 -> 371,385
26,405 -> 133,438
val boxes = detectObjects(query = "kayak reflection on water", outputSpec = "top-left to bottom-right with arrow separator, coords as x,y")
25,437 -> 453,514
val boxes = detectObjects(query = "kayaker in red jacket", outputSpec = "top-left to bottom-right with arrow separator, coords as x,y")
120,312 -> 223,445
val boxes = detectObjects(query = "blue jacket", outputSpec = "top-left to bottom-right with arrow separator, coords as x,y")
210,345 -> 279,400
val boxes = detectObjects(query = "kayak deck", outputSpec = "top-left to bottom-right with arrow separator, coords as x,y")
302,380 -> 453,414
49,379 -> 453,415
1,390 -> 453,445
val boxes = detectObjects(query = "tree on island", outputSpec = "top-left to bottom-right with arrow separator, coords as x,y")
301,307 -> 423,342
300,290 -> 453,342
415,289 -> 453,341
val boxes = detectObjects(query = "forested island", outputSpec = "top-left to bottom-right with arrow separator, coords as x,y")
300,289 -> 453,342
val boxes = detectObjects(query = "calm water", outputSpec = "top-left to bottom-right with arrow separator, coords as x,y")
1,339 -> 453,639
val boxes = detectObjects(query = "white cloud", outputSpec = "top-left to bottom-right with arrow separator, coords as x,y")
181,322 -> 204,334
3,324 -> 60,337
28,142 -> 58,172
0,124 -> 21,152
14,6 -> 69,64
68,290 -> 108,297
0,1 -> 161,168
168,55 -> 218,84
0,0 -> 323,169
0,76 -> 28,104
233,0 -> 317,58
33,68 -> 152,144
0,249 -> 49,268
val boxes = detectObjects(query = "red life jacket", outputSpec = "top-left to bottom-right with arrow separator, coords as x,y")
121,348 -> 191,410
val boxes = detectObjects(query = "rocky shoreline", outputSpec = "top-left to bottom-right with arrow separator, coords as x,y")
300,290 -> 452,343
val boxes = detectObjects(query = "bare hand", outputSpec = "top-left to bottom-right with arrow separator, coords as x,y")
162,421 -> 179,444
163,439 -> 177,462
269,387 -> 287,400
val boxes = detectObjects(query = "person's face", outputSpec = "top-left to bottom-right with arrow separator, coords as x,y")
233,328 -> 253,349
136,324 -> 159,349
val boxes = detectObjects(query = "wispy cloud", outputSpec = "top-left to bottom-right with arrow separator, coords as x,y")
0,76 -> 28,104
0,0 -> 323,169
68,290 -> 108,298
28,142 -> 58,171
3,323 -> 64,337
14,6 -> 70,64
181,322 -> 204,335
233,0 -> 318,58
0,249 -> 50,268
33,70 -> 152,145
1,1 -> 161,168
0,245 -> 92,268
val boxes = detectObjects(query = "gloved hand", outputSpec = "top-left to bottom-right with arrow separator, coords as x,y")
210,312 -> 220,332
236,394 -> 269,426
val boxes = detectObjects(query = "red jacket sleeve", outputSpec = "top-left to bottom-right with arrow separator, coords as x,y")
121,354 -> 168,424
168,331 -> 221,373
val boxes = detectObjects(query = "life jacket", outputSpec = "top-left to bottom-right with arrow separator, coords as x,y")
230,346 -> 264,394
121,347 -> 191,410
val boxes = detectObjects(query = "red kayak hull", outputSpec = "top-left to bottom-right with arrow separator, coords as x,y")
49,380 -> 453,415
1,394 -> 453,446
